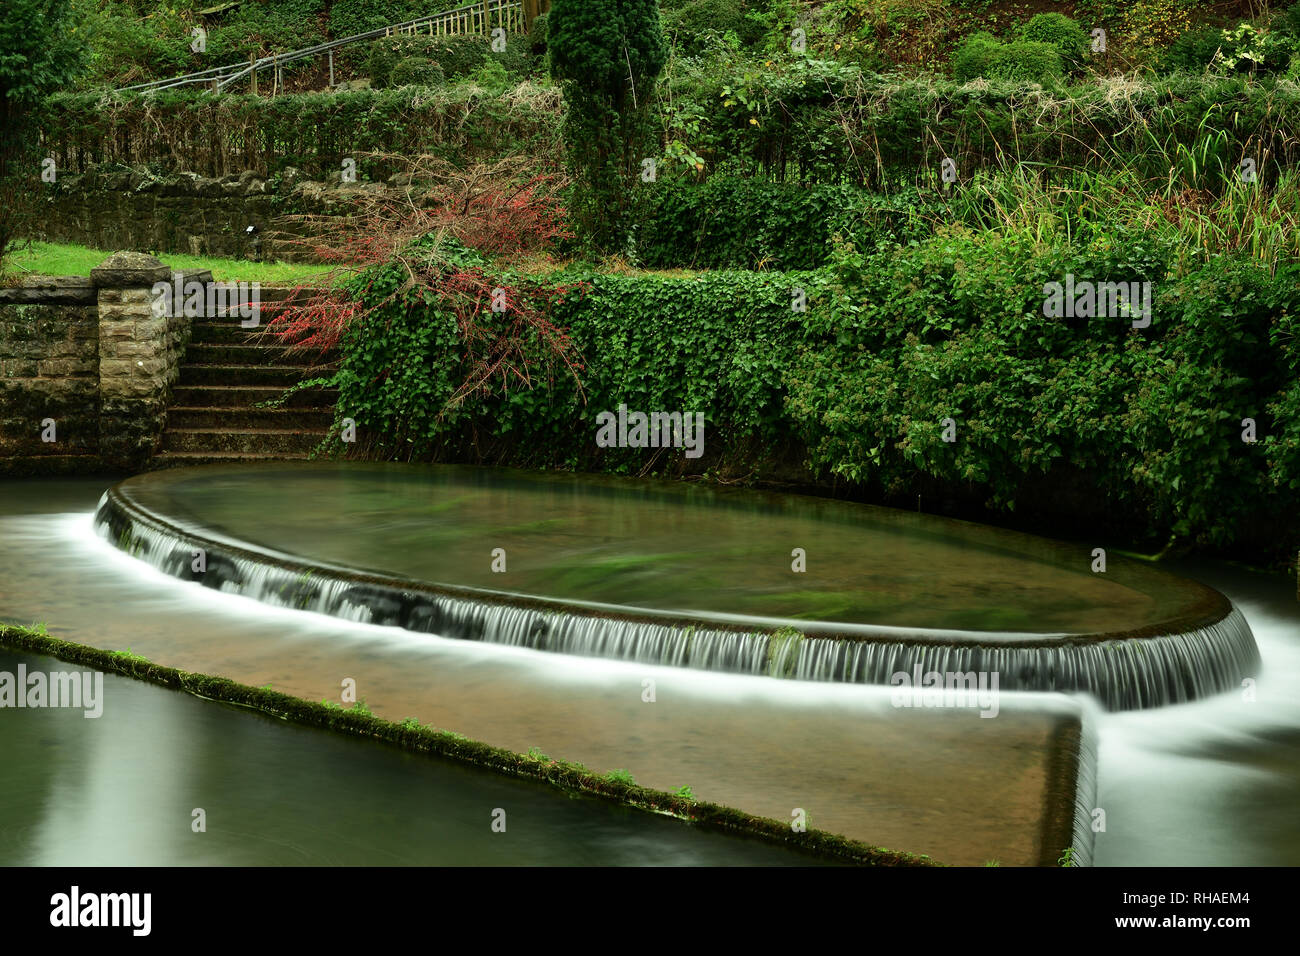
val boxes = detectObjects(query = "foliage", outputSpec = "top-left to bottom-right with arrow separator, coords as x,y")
1158,27 -> 1225,74
312,219 -> 1300,554
654,69 -> 1300,187
528,11 -> 550,56
986,41 -> 1063,82
207,0 -> 328,63
952,32 -> 1064,83
1211,23 -> 1296,75
636,175 -> 940,268
0,0 -> 84,270
952,31 -> 999,81
830,0 -> 960,70
72,0 -> 192,87
40,85 -> 562,180
1018,13 -> 1089,73
1118,0 -> 1194,56
549,0 -> 668,252
661,0 -> 765,56
39,72 -> 1300,190
391,57 -> 444,87
328,0 -> 425,39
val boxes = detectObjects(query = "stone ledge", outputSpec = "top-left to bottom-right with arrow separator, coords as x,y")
90,252 -> 170,288
0,277 -> 96,305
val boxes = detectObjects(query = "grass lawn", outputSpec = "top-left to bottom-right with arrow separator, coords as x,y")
5,241 -> 338,284
6,243 -> 701,286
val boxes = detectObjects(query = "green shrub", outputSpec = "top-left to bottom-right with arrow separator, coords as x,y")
986,41 -> 1063,82
207,0 -> 328,61
951,32 -> 1001,81
2,0 -> 84,268
430,34 -> 490,78
40,87 -> 561,180
1212,22 -> 1296,75
1159,27 -> 1225,73
1018,13 -> 1089,73
320,228 -> 1300,555
663,0 -> 765,55
366,34 -> 513,86
550,0 -> 668,252
365,40 -> 402,87
493,37 -> 534,78
1279,2 -> 1300,38
637,176 -> 939,268
329,0 -> 424,38
391,57 -> 444,87
528,11 -> 550,55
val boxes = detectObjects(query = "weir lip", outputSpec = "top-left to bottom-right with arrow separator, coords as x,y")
94,463 -> 1260,710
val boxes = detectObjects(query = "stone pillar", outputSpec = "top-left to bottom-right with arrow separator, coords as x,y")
90,252 -> 175,471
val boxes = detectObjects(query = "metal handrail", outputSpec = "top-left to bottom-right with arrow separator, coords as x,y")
121,0 -> 524,94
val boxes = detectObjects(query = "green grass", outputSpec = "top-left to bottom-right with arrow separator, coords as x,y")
6,241 -> 338,284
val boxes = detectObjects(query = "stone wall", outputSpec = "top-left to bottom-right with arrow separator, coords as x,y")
0,253 -> 203,475
0,277 -> 99,472
37,166 -> 395,262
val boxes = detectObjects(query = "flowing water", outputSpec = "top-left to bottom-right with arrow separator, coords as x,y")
0,645 -> 826,866
2,475 -> 1296,865
1092,559 -> 1300,866
94,463 -> 1260,710
2,479 -> 1086,867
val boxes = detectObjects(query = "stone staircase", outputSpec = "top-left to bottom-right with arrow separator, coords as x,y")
154,286 -> 338,466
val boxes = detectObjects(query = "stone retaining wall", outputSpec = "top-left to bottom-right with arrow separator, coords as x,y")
37,165 -> 397,262
0,252 -> 205,475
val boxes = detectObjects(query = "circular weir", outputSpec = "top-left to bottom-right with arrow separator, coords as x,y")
95,462 -> 1259,710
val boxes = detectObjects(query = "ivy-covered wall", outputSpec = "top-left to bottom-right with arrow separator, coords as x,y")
322,237 -> 1300,561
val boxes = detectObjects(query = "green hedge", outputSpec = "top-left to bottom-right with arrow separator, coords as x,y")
38,86 -> 561,179
322,234 -> 1300,556
669,68 -> 1300,185
636,175 -> 942,269
37,74 -> 1300,186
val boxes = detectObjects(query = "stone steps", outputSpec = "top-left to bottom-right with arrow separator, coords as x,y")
178,363 -> 318,387
156,307 -> 339,463
171,384 -> 339,406
184,343 -> 322,367
161,427 -> 327,455
152,450 -> 314,467
188,322 -> 303,344
167,405 -> 335,430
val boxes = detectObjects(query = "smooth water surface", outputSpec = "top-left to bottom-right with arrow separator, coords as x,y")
3,479 -> 1081,867
114,462 -> 1217,635
0,647 -> 823,866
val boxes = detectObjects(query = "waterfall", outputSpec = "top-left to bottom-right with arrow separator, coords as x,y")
1070,710 -> 1100,867
94,489 -> 1260,712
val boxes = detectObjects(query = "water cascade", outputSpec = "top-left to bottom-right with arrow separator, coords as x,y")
93,464 -> 1261,712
